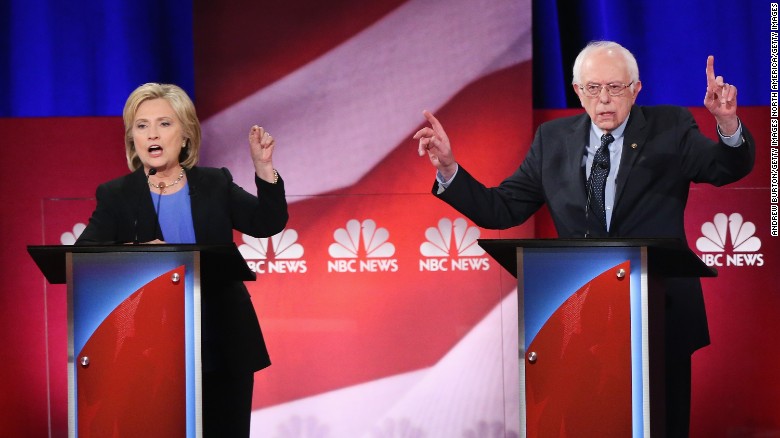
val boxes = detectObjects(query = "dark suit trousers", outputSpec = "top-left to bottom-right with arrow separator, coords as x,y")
666,353 -> 692,437
202,370 -> 255,437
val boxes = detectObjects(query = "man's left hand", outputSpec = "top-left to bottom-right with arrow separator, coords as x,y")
704,55 -> 739,135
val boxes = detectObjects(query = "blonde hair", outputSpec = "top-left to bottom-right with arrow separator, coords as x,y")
122,83 -> 201,171
571,41 -> 640,86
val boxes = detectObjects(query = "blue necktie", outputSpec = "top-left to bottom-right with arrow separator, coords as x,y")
590,133 -> 614,230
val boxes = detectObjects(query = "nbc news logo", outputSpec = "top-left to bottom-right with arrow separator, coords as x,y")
419,218 -> 490,272
695,213 -> 764,267
239,229 -> 307,274
327,219 -> 398,273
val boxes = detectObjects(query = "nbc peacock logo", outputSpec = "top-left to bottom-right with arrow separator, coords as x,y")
695,213 -> 763,267
327,219 -> 398,272
61,223 -> 87,245
239,229 -> 307,274
418,218 -> 490,272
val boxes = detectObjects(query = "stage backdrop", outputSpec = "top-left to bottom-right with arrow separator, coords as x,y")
0,0 -> 776,437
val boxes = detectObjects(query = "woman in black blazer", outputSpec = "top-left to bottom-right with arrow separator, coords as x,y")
76,82 -> 288,437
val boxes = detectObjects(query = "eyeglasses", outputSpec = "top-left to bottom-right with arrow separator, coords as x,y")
578,81 -> 634,97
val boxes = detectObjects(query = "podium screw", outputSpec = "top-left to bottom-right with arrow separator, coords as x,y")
528,351 -> 538,364
171,273 -> 181,284
80,356 -> 90,367
616,268 -> 626,279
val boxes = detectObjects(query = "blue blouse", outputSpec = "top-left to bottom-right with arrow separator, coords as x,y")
149,182 -> 196,244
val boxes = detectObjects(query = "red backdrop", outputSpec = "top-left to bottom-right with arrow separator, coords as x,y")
1,105 -> 775,437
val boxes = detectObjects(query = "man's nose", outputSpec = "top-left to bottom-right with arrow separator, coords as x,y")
598,86 -> 611,102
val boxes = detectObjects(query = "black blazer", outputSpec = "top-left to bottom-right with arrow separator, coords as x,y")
435,105 -> 755,354
76,166 -> 289,372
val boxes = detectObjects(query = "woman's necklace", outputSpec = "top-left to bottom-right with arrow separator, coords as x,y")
148,167 -> 185,194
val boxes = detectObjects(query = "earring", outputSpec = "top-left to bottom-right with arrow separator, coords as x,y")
182,140 -> 187,148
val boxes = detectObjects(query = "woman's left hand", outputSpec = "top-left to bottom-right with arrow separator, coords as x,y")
249,125 -> 277,182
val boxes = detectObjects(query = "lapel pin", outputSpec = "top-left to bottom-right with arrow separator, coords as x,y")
631,143 -> 638,149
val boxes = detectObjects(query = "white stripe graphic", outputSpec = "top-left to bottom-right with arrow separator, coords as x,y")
201,0 -> 531,197
249,290 -> 520,437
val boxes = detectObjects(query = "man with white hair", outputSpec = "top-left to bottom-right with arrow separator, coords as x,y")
415,40 -> 755,436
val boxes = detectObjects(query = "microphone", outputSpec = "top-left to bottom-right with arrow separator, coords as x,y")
133,218 -> 139,244
584,171 -> 594,238
148,168 -> 162,241
133,167 -> 158,244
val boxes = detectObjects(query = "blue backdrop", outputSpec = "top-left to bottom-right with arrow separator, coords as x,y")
533,0 -> 767,108
1,0 -> 193,117
0,0 -> 767,115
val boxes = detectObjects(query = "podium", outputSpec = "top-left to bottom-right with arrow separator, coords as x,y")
478,238 -> 715,437
27,244 -> 254,438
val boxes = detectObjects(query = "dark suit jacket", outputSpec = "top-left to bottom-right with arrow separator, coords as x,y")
435,105 -> 755,354
76,166 -> 289,372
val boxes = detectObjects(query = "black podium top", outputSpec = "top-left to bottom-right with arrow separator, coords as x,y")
477,238 -> 716,278
27,244 -> 255,284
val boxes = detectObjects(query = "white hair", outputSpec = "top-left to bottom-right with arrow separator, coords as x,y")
571,41 -> 640,85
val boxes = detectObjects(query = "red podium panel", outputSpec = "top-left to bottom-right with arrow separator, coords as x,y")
479,239 -> 715,437
28,244 -> 253,438
76,265 -> 186,437
525,260 -> 632,436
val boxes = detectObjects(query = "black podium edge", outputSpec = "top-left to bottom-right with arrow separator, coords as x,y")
27,243 -> 256,284
477,238 -> 717,278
